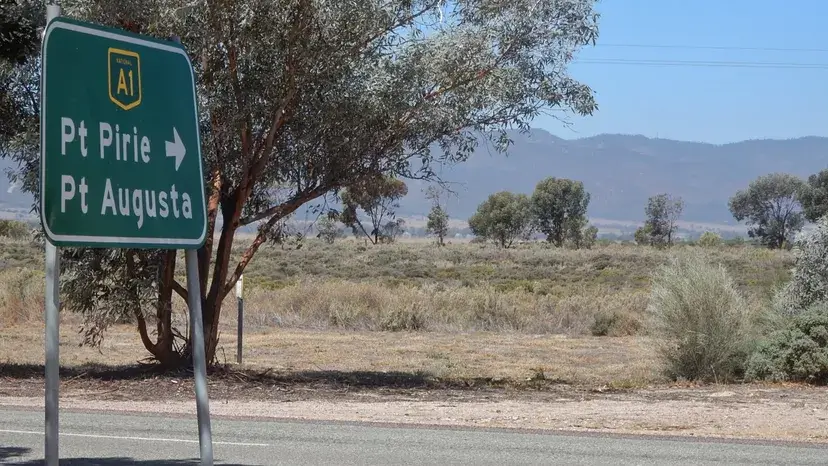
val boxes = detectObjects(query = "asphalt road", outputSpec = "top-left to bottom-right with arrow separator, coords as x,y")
1,407 -> 827,465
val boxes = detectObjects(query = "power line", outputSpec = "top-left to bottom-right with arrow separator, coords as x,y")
595,43 -> 828,53
575,57 -> 828,69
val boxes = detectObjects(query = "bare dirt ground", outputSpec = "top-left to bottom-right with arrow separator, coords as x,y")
2,325 -> 827,443
0,325 -> 659,386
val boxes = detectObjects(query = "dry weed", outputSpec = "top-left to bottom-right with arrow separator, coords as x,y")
0,268 -> 45,326
235,280 -> 648,334
0,238 -> 793,339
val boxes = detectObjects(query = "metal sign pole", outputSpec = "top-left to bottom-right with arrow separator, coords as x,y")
236,274 -> 244,365
185,249 -> 214,465
43,5 -> 62,466
44,243 -> 60,466
168,33 -> 214,464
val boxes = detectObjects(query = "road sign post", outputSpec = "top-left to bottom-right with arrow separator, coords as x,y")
40,15 -> 213,465
42,8 -> 61,466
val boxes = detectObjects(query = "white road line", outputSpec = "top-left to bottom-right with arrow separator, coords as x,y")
0,429 -> 269,447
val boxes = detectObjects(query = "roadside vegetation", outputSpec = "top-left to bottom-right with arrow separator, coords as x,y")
2,1 -> 828,390
1,206 -> 828,387
0,219 -> 798,387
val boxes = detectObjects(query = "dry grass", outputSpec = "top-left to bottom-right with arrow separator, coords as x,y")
0,238 -> 793,336
0,267 -> 45,327
239,239 -> 791,295
235,280 -> 648,334
0,325 -> 658,387
0,237 -> 793,387
237,330 -> 658,387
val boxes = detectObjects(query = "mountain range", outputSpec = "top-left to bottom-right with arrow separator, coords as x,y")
3,129 -> 828,226
399,130 -> 828,225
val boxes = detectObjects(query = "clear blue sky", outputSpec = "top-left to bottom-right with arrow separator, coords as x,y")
537,0 -> 828,144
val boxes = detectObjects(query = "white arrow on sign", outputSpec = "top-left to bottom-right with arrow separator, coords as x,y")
165,127 -> 186,171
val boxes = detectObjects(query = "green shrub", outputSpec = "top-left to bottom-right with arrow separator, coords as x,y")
773,216 -> 828,316
634,224 -> 653,246
646,253 -> 757,382
698,231 -> 722,248
746,303 -> 828,384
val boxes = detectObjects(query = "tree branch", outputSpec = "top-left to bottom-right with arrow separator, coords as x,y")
21,79 -> 37,115
157,250 -> 176,340
420,35 -> 520,104
352,215 -> 375,244
172,279 -> 188,302
125,251 -> 157,356
223,185 -> 329,298
230,53 -> 252,157
352,3 -> 438,56
255,91 -> 295,159
201,162 -> 222,290
246,89 -> 296,197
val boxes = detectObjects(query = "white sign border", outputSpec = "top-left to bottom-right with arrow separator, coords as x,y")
40,18 -> 208,248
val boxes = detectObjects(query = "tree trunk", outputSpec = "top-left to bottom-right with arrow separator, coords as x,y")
133,250 -> 186,369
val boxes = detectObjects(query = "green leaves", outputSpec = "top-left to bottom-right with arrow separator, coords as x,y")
468,191 -> 533,248
728,173 -> 806,249
746,303 -> 828,383
530,177 -> 590,247
799,169 -> 828,223
426,205 -> 449,245
472,177 -> 598,249
644,193 -> 684,247
0,0 -> 44,65
340,175 -> 408,244
773,216 -> 828,316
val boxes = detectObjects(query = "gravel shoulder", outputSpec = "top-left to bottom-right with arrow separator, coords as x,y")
2,372 -> 827,444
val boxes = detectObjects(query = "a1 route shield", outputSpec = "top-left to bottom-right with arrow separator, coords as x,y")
40,17 -> 206,249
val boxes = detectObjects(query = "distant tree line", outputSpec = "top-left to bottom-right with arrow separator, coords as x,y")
467,177 -> 598,249
728,170 -> 828,250
315,176 -> 462,246
311,167 -> 828,252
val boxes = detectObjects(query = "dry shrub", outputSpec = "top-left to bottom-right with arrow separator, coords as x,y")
0,239 -> 789,341
0,268 -> 45,326
238,279 -> 648,335
591,309 -> 643,336
646,252 -> 759,382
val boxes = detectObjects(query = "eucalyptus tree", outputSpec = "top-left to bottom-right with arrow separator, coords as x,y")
2,0 -> 600,366
644,193 -> 684,247
468,191 -> 534,248
798,168 -> 828,223
339,175 -> 408,244
425,185 -> 450,246
729,173 -> 805,249
530,177 -> 590,247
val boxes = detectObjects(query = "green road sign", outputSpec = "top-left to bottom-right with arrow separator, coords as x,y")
40,17 -> 206,249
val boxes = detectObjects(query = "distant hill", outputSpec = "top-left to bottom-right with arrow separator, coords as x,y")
399,130 -> 828,224
3,130 -> 828,226
0,157 -> 36,220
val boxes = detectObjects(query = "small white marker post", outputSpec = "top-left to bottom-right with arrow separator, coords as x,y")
236,274 -> 244,365
43,6 -> 61,466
